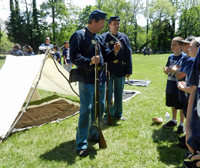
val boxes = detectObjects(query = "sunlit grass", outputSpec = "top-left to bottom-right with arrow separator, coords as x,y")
0,54 -> 188,168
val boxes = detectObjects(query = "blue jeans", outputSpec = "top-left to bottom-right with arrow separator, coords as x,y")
76,82 -> 105,150
104,74 -> 125,118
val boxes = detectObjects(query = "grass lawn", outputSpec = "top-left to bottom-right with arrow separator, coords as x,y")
0,54 -> 187,168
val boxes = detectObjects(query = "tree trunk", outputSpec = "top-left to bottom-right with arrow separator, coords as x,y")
134,19 -> 138,50
52,0 -> 56,43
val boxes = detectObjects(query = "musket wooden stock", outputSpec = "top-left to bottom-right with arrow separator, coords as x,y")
94,41 -> 107,149
105,63 -> 114,126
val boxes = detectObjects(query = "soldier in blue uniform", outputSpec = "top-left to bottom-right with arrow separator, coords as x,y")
69,10 -> 121,157
101,16 -> 132,122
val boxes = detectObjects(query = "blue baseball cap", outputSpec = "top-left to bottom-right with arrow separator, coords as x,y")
89,9 -> 107,21
109,16 -> 120,23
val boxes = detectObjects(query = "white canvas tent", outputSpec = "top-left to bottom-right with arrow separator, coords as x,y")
0,54 -> 79,142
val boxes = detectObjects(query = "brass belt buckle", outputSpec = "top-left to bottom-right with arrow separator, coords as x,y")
113,60 -> 118,63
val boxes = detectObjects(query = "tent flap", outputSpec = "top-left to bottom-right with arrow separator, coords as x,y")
0,55 -> 79,140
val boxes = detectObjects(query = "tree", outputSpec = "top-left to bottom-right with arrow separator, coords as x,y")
6,0 -> 26,45
40,0 -> 69,44
0,26 -> 2,45
148,0 -> 176,50
77,5 -> 92,30
56,1 -> 80,46
31,0 -> 42,54
150,19 -> 172,52
96,0 -> 107,10
177,5 -> 200,37
127,0 -> 143,51
0,31 -> 14,53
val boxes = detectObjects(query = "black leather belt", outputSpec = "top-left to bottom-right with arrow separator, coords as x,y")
84,66 -> 105,75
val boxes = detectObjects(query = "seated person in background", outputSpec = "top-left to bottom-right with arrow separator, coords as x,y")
11,44 -> 23,56
53,45 -> 62,65
39,37 -> 53,53
24,45 -> 35,56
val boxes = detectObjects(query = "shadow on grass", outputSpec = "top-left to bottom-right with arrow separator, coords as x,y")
156,143 -> 187,168
152,128 -> 188,167
40,140 -> 97,165
26,95 -> 61,106
152,127 -> 178,143
24,94 -> 79,107
101,119 -> 121,131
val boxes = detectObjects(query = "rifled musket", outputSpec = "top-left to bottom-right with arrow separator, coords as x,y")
94,41 -> 107,149
105,62 -> 114,126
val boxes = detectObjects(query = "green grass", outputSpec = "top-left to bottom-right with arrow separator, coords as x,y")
0,54 -> 187,168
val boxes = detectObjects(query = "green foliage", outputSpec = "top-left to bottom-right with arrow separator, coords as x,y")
149,0 -> 176,20
150,19 -> 172,51
136,28 -> 147,51
57,23 -> 78,46
6,0 -> 27,45
31,0 -> 43,54
177,5 -> 200,38
40,0 -> 69,44
5,0 -> 44,54
4,0 -> 200,54
146,0 -> 176,51
0,26 -> 2,45
77,5 -> 92,30
0,31 -> 14,53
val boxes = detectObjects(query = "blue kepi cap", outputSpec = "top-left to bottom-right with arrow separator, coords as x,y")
109,16 -> 120,23
89,9 -> 107,20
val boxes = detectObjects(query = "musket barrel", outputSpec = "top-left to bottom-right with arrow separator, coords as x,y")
94,41 -> 107,149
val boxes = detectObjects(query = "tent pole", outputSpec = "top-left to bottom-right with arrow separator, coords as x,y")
1,51 -> 50,143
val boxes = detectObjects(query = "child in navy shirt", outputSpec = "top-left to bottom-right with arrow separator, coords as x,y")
163,37 -> 186,131
182,37 -> 200,167
53,45 -> 62,65
171,36 -> 195,134
62,41 -> 72,72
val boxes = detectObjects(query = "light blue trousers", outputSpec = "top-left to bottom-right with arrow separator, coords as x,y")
64,63 -> 72,72
104,74 -> 125,118
76,82 -> 105,150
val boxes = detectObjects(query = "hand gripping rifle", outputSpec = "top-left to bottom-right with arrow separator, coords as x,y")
105,62 -> 114,126
94,41 -> 107,149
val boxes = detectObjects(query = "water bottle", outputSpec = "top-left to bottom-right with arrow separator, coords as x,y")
165,112 -> 170,122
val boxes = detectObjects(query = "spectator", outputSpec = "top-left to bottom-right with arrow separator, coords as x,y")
62,41 -> 72,72
53,45 -> 62,65
24,45 -> 35,56
11,44 -> 23,56
39,37 -> 53,54
162,37 -> 186,133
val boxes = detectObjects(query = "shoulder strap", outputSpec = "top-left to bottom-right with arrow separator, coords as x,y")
81,29 -> 95,56
81,28 -> 102,56
108,31 -> 124,48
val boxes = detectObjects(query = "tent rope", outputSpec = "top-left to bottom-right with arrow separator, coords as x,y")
50,55 -> 79,97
